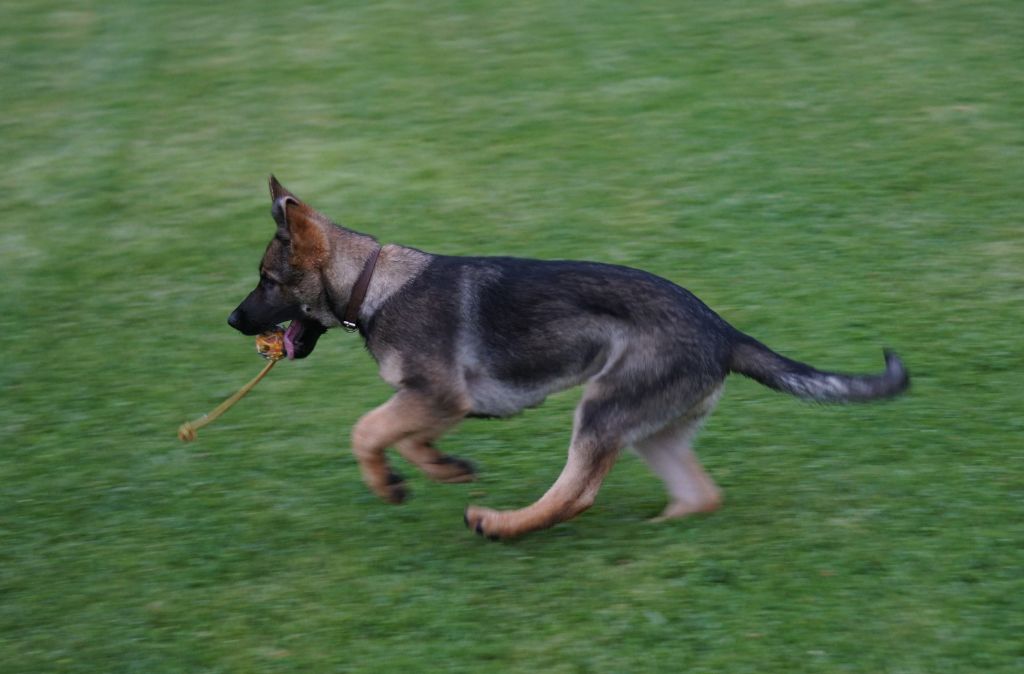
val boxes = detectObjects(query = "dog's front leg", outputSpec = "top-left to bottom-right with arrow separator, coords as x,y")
351,390 -> 467,503
395,437 -> 476,484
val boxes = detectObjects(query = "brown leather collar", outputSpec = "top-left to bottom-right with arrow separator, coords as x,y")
341,245 -> 381,332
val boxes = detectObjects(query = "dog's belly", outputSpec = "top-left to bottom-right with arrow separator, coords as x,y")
462,371 -> 567,418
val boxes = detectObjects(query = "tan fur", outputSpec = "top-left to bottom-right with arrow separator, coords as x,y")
638,443 -> 722,520
634,386 -> 724,519
283,205 -> 329,270
464,437 -> 619,539
351,390 -> 472,502
395,438 -> 476,484
360,244 -> 432,319
319,228 -> 378,317
463,383 -> 624,538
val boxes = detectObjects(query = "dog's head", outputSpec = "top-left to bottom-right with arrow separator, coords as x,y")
227,176 -> 335,359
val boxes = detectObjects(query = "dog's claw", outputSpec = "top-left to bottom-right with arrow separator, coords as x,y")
465,506 -> 504,541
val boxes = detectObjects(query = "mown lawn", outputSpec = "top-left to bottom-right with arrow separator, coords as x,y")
2,1 -> 1021,672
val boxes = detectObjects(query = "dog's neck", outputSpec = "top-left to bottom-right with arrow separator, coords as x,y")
340,244 -> 381,330
322,229 -> 431,331
359,244 -> 432,320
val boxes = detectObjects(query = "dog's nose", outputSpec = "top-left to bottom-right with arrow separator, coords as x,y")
227,308 -> 244,331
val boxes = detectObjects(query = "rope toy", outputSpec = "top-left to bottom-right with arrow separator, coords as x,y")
177,327 -> 286,442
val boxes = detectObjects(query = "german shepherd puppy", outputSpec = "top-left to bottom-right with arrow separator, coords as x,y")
228,177 -> 909,540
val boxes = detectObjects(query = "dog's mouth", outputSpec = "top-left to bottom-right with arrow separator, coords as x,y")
283,318 -> 327,359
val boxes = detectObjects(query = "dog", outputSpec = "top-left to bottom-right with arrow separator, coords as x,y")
228,176 -> 910,540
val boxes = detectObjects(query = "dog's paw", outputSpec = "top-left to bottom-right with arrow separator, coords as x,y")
380,471 -> 409,504
649,497 -> 721,522
463,505 -> 503,541
429,455 -> 477,484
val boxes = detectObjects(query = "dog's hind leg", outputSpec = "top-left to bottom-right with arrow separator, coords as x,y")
464,435 -> 619,540
351,390 -> 468,503
464,389 -> 624,540
634,388 -> 723,520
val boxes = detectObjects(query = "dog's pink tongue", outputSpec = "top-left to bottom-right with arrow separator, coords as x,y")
284,321 -> 301,360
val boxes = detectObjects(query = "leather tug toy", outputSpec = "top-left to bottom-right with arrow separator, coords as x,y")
177,327 -> 286,442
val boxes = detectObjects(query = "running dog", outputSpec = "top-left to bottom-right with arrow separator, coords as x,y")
228,177 -> 910,539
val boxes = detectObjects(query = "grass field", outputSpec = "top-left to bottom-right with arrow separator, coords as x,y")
2,1 -> 1022,672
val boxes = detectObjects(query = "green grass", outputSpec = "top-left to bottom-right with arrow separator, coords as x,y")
2,1 -> 1022,671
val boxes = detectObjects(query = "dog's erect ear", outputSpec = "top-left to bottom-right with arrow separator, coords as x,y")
269,174 -> 296,202
269,175 -> 304,232
271,195 -> 299,231
269,175 -> 301,230
270,189 -> 327,269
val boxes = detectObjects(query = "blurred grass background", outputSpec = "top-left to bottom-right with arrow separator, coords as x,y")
2,1 -> 1022,672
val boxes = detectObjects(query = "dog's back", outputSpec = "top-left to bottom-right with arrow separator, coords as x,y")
365,254 -> 906,423
365,255 -> 737,425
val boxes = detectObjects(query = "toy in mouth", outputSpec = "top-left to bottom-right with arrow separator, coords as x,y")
177,318 -> 327,441
178,327 -> 287,442
256,326 -> 287,361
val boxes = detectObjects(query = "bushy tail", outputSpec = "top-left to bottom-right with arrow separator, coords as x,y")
728,335 -> 910,403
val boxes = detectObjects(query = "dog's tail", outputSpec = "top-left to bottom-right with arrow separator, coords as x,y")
728,333 -> 909,403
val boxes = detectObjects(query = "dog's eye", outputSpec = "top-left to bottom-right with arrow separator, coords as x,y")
260,275 -> 278,289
